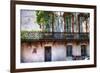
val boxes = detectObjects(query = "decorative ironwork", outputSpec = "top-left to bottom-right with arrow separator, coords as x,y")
21,31 -> 89,41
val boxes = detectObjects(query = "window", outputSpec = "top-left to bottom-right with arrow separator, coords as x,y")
79,13 -> 90,33
80,17 -> 84,32
54,12 -> 64,32
81,45 -> 87,56
66,45 -> 72,57
66,16 -> 71,32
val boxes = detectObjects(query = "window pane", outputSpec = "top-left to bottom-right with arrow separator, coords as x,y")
66,45 -> 72,56
81,45 -> 87,56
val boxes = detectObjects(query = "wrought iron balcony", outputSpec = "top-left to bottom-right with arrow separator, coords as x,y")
21,31 -> 89,41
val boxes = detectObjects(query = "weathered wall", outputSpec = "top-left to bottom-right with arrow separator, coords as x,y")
51,44 -> 66,61
21,42 -> 89,63
21,43 -> 44,62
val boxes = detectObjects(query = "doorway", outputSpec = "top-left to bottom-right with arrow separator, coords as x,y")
44,46 -> 52,62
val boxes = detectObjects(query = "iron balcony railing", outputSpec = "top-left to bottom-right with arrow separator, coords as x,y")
21,31 -> 89,41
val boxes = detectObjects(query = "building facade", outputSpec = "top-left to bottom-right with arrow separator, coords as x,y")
21,10 -> 90,62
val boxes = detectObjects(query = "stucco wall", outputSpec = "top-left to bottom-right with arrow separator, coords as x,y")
21,43 -> 44,62
21,42 -> 89,63
21,10 -> 40,31
52,44 -> 66,61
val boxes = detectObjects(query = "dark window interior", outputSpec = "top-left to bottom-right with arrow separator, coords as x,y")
81,45 -> 87,56
66,45 -> 72,57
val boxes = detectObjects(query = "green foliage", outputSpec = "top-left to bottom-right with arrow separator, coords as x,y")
36,10 -> 54,27
21,31 -> 43,40
21,31 -> 28,39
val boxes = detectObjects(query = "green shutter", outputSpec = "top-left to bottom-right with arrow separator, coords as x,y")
66,16 -> 71,32
66,16 -> 68,32
69,16 -> 71,32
